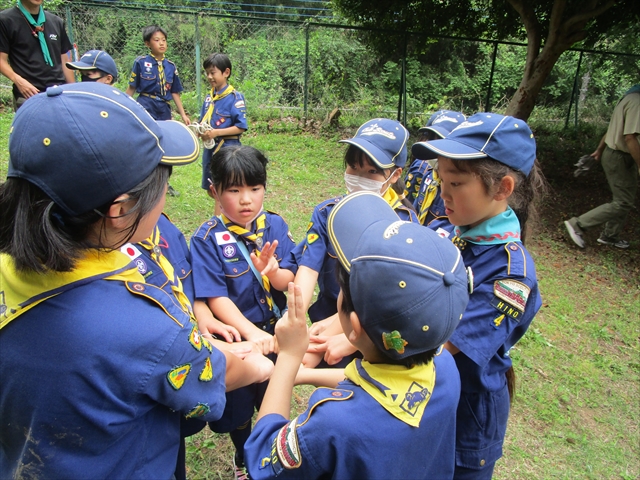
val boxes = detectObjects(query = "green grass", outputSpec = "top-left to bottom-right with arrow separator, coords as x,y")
0,108 -> 638,479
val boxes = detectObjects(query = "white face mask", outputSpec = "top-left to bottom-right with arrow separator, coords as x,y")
344,173 -> 386,195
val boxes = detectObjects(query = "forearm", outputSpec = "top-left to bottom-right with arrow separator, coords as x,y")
125,85 -> 135,96
213,125 -> 245,137
268,267 -> 295,292
256,352 -> 300,421
0,55 -> 17,83
171,93 -> 187,116
223,350 -> 265,391
624,134 -> 640,167
293,266 -> 319,312
61,54 -> 75,84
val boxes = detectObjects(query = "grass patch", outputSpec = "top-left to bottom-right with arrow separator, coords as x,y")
0,109 -> 638,479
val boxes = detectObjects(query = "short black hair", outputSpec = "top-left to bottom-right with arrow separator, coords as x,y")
143,25 -> 167,43
336,262 -> 438,367
210,145 -> 268,192
203,53 -> 232,78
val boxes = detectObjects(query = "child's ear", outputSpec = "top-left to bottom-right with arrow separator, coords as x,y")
348,311 -> 363,342
144,41 -> 150,49
389,167 -> 403,183
209,184 -> 219,200
494,175 -> 515,201
105,194 -> 133,230
223,68 -> 231,78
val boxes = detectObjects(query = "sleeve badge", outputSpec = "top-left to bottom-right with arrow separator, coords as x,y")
167,364 -> 191,390
185,402 -> 210,419
189,325 -> 202,351
270,419 -> 302,475
199,357 -> 213,382
307,233 -> 319,244
494,279 -> 530,313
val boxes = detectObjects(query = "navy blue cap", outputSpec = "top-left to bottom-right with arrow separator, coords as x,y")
328,191 -> 469,359
66,50 -> 119,80
411,112 -> 536,175
8,83 -> 199,216
339,118 -> 409,169
418,110 -> 466,138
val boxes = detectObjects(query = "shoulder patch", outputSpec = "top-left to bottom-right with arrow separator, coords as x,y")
235,99 -> 245,109
306,233 -> 319,245
270,419 -> 302,475
494,279 -> 530,313
199,357 -> 213,381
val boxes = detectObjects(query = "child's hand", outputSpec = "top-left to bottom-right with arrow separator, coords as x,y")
200,130 -> 217,142
243,351 -> 274,383
275,283 -> 309,359
181,114 -> 191,126
198,316 -> 241,343
250,240 -> 279,277
227,341 -> 260,359
246,328 -> 275,356
323,334 -> 357,366
302,351 -> 323,368
309,317 -> 333,336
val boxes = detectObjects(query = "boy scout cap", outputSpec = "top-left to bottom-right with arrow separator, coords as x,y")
8,83 -> 199,216
66,50 -> 119,80
411,112 -> 536,175
339,118 -> 409,169
417,110 -> 466,139
328,191 -> 469,360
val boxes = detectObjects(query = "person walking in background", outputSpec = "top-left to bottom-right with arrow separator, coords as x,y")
564,84 -> 640,250
0,0 -> 75,111
126,25 -> 190,197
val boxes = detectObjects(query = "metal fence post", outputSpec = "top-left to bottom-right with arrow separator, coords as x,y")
304,23 -> 310,121
195,14 -> 201,106
485,42 -> 498,112
65,4 -> 75,61
565,50 -> 583,129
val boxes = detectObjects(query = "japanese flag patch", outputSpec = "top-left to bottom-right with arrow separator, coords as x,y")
120,243 -> 142,260
493,279 -> 530,313
215,231 -> 236,245
270,419 -> 302,474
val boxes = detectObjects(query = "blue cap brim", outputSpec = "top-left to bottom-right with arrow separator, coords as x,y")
157,120 -> 199,165
339,138 -> 406,169
66,61 -> 97,71
412,138 -> 489,161
328,191 -> 400,272
417,125 -> 448,138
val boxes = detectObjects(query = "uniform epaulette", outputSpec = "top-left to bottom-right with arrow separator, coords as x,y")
125,281 -> 190,328
317,195 -> 344,212
160,211 -> 173,224
193,218 -> 219,240
165,58 -> 176,66
296,387 -> 353,427
503,242 -> 527,278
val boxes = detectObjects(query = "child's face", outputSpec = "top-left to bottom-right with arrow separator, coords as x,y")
205,66 -> 230,90
436,157 -> 506,228
145,32 -> 167,57
213,183 -> 265,226
344,152 -> 400,195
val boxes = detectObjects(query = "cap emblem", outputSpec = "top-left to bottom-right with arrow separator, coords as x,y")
382,330 -> 408,354
361,123 -> 396,140
383,220 -> 406,239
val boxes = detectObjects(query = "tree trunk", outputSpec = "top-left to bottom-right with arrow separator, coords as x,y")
505,45 -> 566,121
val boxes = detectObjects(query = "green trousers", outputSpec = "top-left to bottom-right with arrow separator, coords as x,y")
577,146 -> 638,239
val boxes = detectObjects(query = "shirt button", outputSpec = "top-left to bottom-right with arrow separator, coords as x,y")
260,299 -> 265,304
480,459 -> 486,466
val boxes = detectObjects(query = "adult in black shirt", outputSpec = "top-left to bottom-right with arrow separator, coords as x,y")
0,0 -> 74,110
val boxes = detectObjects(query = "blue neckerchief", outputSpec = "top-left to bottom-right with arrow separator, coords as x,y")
624,85 -> 640,96
455,207 -> 521,245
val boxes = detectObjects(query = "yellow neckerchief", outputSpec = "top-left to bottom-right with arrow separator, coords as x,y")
150,54 -> 167,96
201,84 -> 235,126
344,358 -> 436,427
220,212 -> 275,312
382,185 -> 403,211
418,169 -> 440,225
137,225 -> 194,320
0,250 -> 143,330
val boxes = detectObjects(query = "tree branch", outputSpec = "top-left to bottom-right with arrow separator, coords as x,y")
507,0 -> 542,78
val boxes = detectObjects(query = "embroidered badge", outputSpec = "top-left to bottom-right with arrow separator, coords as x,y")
360,123 -> 396,140
306,221 -> 313,232
235,100 -> 245,108
494,279 -> 530,312
492,314 -> 505,329
382,330 -> 408,354
132,283 -> 145,292
167,364 -> 191,390
435,227 -> 451,239
202,337 -> 213,353
223,244 -> 237,258
144,61 -> 152,68
215,231 -> 236,245
307,233 -> 319,244
185,402 -> 210,419
135,258 -> 148,275
120,243 -> 142,260
400,382 -> 431,415
272,420 -> 302,472
189,325 -> 202,351
407,173 -> 414,180
199,357 -> 213,381
383,220 -> 407,239
491,297 -> 521,320
259,457 -> 271,470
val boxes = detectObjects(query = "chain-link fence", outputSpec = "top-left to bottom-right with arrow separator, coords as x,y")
1,1 -> 638,128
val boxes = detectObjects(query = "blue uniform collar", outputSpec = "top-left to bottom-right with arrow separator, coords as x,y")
455,207 -> 521,245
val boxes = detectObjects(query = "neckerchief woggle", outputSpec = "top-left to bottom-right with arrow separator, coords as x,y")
17,0 -> 53,67
344,358 -> 436,427
220,212 -> 276,313
137,225 -> 194,320
201,84 -> 235,126
0,250 -> 143,330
